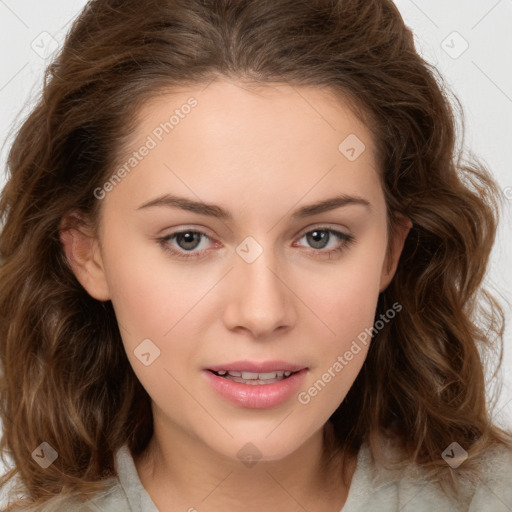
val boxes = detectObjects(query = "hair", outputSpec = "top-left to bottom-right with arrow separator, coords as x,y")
1,0 -> 511,509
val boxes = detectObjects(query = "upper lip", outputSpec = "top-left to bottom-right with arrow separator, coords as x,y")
206,360 -> 307,373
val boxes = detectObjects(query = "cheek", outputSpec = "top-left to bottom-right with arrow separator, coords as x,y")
105,263 -> 176,340
102,246 -> 201,411
304,273 -> 378,381
295,262 -> 381,415
100,231 -> 198,349
295,227 -> 386,411
305,231 -> 387,339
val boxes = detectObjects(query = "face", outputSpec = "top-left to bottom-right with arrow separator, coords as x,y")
64,79 -> 409,462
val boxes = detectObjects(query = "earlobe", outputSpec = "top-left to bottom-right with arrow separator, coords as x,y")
379,215 -> 413,293
59,216 -> 111,301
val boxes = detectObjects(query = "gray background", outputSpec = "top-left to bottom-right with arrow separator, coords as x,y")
1,0 -> 511,501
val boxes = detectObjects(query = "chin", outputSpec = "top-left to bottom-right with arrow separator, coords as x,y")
206,429 -> 315,465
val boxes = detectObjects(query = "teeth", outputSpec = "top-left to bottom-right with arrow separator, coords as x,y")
241,371 -> 260,380
214,369 -> 295,382
232,370 -> 289,380
257,372 -> 278,379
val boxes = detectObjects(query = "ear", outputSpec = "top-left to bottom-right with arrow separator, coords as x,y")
59,214 -> 111,301
379,214 -> 412,293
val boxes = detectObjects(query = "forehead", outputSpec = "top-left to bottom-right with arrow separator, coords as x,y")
129,78 -> 375,160
102,79 -> 383,221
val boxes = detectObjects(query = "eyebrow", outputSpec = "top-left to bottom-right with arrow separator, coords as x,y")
137,193 -> 372,219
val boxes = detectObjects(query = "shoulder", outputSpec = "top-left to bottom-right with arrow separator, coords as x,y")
466,443 -> 512,511
78,484 -> 131,512
56,444 -> 157,512
344,440 -> 512,512
0,479 -> 128,512
43,480 -> 129,512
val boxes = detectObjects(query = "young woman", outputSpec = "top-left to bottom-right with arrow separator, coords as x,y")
1,0 -> 511,510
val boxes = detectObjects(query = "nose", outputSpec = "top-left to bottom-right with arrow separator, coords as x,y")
221,245 -> 297,339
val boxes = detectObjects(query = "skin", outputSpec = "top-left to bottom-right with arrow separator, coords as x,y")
61,79 -> 411,511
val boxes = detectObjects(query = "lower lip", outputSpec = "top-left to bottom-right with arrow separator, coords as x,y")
203,369 -> 308,409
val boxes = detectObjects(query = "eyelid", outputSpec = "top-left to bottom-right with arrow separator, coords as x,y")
157,224 -> 216,237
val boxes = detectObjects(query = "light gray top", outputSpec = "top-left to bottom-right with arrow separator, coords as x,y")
1,440 -> 506,511
70,440 -> 512,512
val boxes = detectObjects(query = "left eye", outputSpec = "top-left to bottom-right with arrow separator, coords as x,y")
297,228 -> 351,251
157,227 -> 354,260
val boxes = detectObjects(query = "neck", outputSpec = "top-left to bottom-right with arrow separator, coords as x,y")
134,417 -> 354,512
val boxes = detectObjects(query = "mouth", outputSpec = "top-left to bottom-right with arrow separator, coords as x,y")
208,369 -> 299,385
203,361 -> 308,409
206,360 -> 306,385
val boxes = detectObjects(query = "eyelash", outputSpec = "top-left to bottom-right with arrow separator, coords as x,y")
156,226 -> 355,261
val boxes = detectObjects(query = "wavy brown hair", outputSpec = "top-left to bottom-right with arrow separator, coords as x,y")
1,0 -> 511,509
